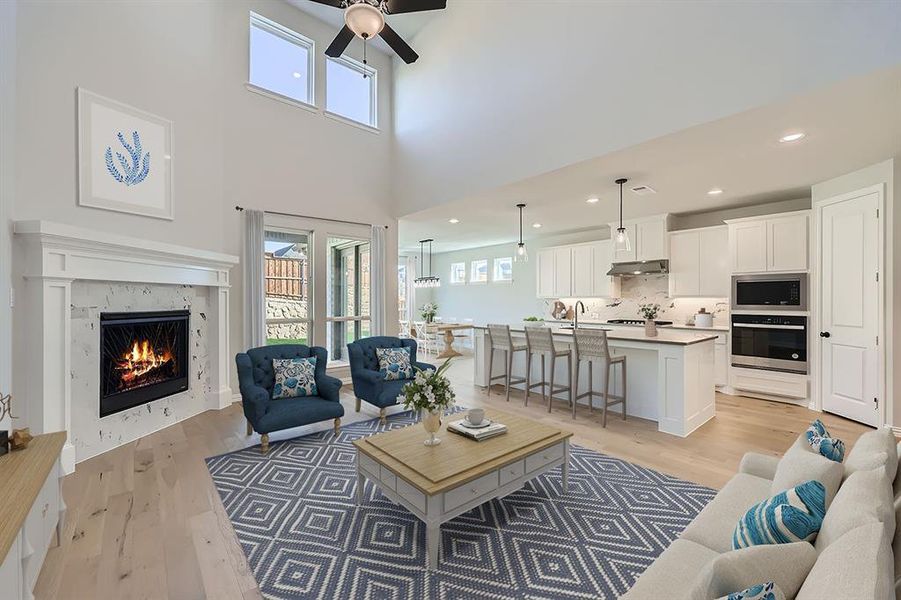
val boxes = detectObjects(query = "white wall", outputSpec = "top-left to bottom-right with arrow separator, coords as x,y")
811,159 -> 898,427
11,0 -> 399,406
394,1 -> 901,216
0,0 -> 16,432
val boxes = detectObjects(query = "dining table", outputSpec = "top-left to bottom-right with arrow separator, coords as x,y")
429,322 -> 474,359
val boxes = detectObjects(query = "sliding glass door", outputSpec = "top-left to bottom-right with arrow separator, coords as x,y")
326,237 -> 371,363
264,229 -> 311,346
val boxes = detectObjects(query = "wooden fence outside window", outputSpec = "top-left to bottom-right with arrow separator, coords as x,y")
265,255 -> 307,300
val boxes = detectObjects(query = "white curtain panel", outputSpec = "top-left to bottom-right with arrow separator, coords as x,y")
243,209 -> 266,349
370,225 -> 387,336
405,255 -> 417,324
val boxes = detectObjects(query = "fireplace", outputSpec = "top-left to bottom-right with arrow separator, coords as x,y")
99,310 -> 190,417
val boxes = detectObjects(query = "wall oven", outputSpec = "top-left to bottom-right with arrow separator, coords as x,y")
731,314 -> 808,374
731,273 -> 807,311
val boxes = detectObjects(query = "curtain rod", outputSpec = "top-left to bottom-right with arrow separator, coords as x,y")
235,205 -> 388,229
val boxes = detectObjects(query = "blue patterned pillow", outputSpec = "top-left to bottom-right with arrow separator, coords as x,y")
805,419 -> 845,462
272,357 -> 318,399
376,347 -> 413,381
732,480 -> 826,549
718,582 -> 784,600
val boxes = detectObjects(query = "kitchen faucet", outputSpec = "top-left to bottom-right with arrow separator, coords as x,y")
574,301 -> 586,329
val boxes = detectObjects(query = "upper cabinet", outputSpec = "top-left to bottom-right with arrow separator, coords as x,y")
536,248 -> 557,297
536,241 -> 620,299
726,211 -> 809,274
669,226 -> 729,297
609,215 -> 670,263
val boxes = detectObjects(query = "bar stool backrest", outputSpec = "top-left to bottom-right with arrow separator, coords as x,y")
487,324 -> 515,350
525,324 -> 555,355
574,329 -> 612,362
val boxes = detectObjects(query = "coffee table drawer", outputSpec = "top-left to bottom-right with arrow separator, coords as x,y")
359,453 -> 379,475
499,460 -> 525,486
444,471 -> 499,512
380,466 -> 397,490
525,442 -> 564,473
396,478 -> 426,512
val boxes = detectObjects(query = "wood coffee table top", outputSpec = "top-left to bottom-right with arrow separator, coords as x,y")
353,409 -> 572,495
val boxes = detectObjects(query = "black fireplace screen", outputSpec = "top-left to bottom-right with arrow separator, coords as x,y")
99,310 -> 190,417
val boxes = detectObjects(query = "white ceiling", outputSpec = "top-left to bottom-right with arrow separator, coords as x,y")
399,66 -> 901,253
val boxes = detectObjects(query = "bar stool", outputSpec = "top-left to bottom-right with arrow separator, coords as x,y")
486,324 -> 528,401
573,329 -> 627,425
524,324 -> 573,413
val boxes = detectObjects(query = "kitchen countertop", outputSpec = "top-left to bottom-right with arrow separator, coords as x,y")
474,325 -> 719,346
545,319 -> 729,333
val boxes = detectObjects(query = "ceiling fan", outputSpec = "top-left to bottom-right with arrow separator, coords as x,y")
309,0 -> 447,65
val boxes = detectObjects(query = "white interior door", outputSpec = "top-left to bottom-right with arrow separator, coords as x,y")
819,189 -> 880,426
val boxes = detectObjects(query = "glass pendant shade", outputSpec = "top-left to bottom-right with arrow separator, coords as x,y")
613,227 -> 631,252
345,2 -> 385,39
515,242 -> 529,263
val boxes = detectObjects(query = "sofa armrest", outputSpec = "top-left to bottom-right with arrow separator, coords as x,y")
239,385 -> 270,425
355,368 -> 383,384
739,452 -> 780,481
317,374 -> 343,402
414,361 -> 436,372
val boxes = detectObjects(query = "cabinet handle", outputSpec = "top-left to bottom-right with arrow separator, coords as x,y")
471,487 -> 478,494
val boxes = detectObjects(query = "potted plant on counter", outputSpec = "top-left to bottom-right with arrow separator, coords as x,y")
399,360 -> 456,446
639,303 -> 661,337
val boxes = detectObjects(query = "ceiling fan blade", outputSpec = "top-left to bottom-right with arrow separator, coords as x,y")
385,0 -> 446,14
306,0 -> 345,7
379,23 -> 419,64
325,25 -> 355,58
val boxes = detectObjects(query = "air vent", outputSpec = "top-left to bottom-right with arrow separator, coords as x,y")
630,185 -> 656,195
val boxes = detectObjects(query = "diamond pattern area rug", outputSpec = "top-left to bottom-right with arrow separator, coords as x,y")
206,410 -> 715,599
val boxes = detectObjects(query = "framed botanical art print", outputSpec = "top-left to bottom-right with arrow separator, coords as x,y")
77,88 -> 174,220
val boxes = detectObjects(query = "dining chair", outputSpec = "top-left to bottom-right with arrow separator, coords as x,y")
414,321 -> 437,356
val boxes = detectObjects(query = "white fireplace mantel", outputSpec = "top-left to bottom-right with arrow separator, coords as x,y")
14,220 -> 239,473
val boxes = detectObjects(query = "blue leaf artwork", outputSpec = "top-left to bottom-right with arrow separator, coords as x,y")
104,130 -> 150,186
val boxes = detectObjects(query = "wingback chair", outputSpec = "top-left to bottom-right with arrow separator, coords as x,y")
347,337 -> 434,422
235,344 -> 344,454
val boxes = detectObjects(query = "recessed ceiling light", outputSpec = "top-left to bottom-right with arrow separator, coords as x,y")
532,223 -> 542,228
707,188 -> 724,196
586,197 -> 599,204
448,218 -> 459,224
779,132 -> 805,143
292,72 -> 302,79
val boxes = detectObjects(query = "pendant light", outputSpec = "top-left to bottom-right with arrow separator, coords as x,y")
413,238 -> 440,288
514,203 -> 529,263
613,178 -> 631,252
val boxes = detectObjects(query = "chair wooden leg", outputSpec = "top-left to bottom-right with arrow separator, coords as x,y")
540,355 -> 546,405
570,355 -> 576,419
621,359 -> 628,421
334,417 -> 341,434
487,348 -> 494,395
603,362 -> 611,428
379,407 -> 387,424
260,433 -> 270,454
355,397 -> 361,412
524,352 -> 531,406
246,419 -> 253,436
505,349 -> 513,402
588,360 -> 594,412
548,356 -> 556,413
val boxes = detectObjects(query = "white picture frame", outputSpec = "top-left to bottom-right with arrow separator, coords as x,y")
77,88 -> 174,220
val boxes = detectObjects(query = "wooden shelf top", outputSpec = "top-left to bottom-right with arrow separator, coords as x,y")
0,431 -> 66,560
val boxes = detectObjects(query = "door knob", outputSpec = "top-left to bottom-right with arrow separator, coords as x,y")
819,332 -> 831,338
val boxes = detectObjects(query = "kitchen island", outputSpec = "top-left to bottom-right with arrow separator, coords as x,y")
473,325 -> 719,437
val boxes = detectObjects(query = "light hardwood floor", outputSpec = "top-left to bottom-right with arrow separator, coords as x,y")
34,357 -> 871,599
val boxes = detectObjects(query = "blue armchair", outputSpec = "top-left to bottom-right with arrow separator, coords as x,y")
347,337 -> 435,422
235,344 -> 344,453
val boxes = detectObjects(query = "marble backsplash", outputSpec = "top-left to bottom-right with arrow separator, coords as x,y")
552,274 -> 729,326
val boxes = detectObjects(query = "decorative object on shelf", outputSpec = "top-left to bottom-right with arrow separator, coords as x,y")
78,88 -> 174,220
550,300 -> 571,320
413,239 -> 441,288
639,303 -> 661,337
399,359 -> 456,446
10,428 -> 33,451
695,307 -> 714,328
613,178 -> 631,252
420,302 -> 438,323
514,203 -> 529,263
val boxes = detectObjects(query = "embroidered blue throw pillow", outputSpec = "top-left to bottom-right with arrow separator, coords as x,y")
272,357 -> 318,399
376,347 -> 413,381
732,480 -> 826,549
717,582 -> 784,600
805,419 -> 845,462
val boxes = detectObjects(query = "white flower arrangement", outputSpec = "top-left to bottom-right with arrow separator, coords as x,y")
398,359 -> 455,413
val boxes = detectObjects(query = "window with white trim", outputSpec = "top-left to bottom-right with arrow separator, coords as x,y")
326,55 -> 377,128
450,262 -> 466,285
249,12 -> 315,106
493,257 -> 513,282
470,259 -> 488,284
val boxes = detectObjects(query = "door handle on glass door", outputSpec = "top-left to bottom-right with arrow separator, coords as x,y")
819,332 -> 831,338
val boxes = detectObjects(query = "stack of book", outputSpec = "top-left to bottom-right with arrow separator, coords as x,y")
447,419 -> 508,441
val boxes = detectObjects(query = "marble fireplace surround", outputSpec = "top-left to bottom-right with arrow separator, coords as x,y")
14,220 -> 239,474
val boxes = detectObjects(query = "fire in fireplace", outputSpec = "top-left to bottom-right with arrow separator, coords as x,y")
100,310 -> 190,417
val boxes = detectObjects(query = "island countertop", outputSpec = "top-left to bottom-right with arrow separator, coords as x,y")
473,325 -> 719,346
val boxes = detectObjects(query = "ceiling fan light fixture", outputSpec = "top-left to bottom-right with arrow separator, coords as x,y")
344,2 -> 385,39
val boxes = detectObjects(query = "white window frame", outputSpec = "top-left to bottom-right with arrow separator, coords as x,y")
450,262 -> 466,285
492,257 -> 513,283
247,12 -> 316,110
325,54 -> 378,130
470,259 -> 488,284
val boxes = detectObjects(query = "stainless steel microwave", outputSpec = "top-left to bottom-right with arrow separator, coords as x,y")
731,273 -> 807,312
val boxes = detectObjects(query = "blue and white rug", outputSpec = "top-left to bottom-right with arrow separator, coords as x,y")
206,410 -> 715,599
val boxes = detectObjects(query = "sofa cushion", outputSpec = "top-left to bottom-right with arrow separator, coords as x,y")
816,467 -> 894,552
256,397 -> 344,433
716,582 -> 785,600
733,480 -> 826,549
795,522 -> 893,600
693,542 -> 816,599
845,426 -> 898,482
272,357 -> 318,399
620,539 -> 718,600
681,473 -> 773,553
771,435 -> 842,506
376,347 -> 413,381
805,419 -> 845,463
894,496 -> 901,590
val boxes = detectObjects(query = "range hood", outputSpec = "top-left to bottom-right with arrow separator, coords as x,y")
607,260 -> 669,277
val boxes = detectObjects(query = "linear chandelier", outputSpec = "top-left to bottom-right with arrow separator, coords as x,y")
414,238 -> 440,288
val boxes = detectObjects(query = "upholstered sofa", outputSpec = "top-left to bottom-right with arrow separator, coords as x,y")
347,337 -> 434,421
235,344 -> 344,453
623,426 -> 899,599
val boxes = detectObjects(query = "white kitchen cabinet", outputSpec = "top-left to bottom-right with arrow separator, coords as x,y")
699,226 -> 730,297
536,241 -> 620,299
669,230 -> 700,297
668,226 -> 729,297
713,332 -> 728,387
727,211 -> 809,274
536,248 -> 556,298
767,214 -> 808,271
590,241 -> 620,298
729,220 -> 768,273
554,247 -> 573,297
571,245 -> 593,297
609,215 -> 670,263
0,535 -> 21,600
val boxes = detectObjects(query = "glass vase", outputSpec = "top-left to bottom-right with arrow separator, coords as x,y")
421,408 -> 442,446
